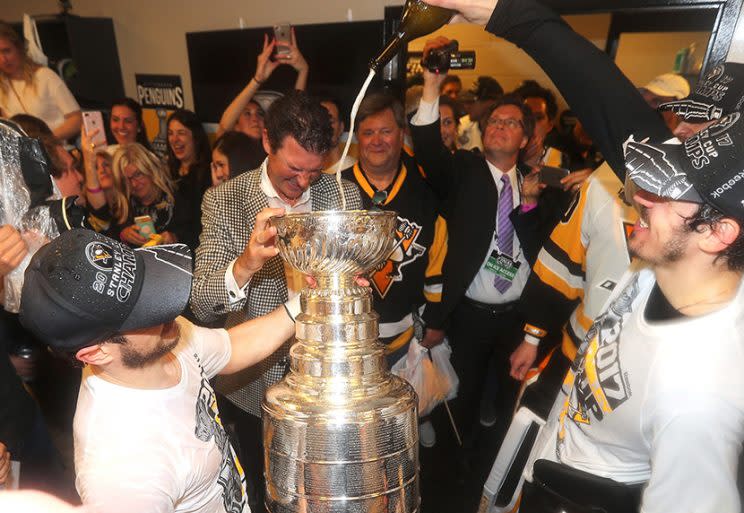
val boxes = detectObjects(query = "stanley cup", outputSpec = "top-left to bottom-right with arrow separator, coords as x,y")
263,210 -> 420,513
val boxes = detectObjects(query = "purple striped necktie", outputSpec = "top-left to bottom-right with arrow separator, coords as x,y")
494,174 -> 514,293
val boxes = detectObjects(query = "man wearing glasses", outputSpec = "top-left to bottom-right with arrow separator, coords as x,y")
190,90 -> 362,513
410,45 -> 551,457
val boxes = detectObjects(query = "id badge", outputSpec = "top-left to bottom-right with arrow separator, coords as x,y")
485,250 -> 520,281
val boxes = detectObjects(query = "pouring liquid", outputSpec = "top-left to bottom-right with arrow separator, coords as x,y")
335,68 -> 376,211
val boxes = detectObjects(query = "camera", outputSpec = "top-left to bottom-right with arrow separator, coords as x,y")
421,40 -> 476,74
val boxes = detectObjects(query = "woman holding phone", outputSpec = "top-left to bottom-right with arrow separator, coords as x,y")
216,28 -> 308,142
113,143 -> 198,249
79,128 -> 128,235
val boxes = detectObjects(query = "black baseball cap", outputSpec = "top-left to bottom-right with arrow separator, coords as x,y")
658,62 -> 744,123
19,229 -> 193,353
624,112 -> 744,220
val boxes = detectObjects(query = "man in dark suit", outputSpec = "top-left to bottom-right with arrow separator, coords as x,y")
410,41 -> 553,454
190,90 -> 362,512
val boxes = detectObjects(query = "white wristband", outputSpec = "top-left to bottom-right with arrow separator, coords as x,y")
524,334 -> 540,346
283,294 -> 301,321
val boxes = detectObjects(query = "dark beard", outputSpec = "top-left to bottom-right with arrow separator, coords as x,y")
120,325 -> 181,369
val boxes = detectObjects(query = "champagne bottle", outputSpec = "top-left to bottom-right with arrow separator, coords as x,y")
370,0 -> 454,72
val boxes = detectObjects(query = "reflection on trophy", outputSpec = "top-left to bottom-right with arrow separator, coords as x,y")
264,210 -> 420,513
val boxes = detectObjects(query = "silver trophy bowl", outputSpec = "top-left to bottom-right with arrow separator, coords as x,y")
264,210 -> 420,513
271,209 -> 398,283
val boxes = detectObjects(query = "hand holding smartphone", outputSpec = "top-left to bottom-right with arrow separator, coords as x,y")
82,111 -> 107,149
273,22 -> 292,57
134,215 -> 157,238
539,166 -> 570,188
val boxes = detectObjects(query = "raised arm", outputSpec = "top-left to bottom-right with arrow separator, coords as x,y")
410,39 -> 461,200
218,31 -> 309,137
80,127 -> 107,210
424,0 -> 672,180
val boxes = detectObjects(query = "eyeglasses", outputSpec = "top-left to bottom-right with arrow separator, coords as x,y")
370,190 -> 388,211
125,170 -> 148,185
486,117 -> 523,130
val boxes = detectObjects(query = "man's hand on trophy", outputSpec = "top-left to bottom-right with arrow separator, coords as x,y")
422,0 -> 498,27
234,207 -> 285,287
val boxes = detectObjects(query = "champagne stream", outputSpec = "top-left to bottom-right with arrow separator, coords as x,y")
335,68 -> 376,211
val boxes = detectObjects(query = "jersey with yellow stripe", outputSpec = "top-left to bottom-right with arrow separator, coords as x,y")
341,155 -> 446,347
521,162 -> 638,360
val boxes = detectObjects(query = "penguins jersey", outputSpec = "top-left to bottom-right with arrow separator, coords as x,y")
342,155 -> 447,350
520,162 -> 639,360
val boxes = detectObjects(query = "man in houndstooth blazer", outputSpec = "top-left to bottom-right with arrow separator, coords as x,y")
190,90 -> 361,512
191,166 -> 361,413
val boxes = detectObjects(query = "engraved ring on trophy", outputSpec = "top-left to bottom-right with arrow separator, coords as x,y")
263,210 -> 420,513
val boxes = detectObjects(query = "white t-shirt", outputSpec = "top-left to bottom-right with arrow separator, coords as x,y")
1,67 -> 80,131
531,269 -> 744,513
73,317 -> 249,513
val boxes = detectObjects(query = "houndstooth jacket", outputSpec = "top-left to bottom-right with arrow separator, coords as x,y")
190,166 -> 362,417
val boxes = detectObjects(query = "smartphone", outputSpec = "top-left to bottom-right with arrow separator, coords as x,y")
82,111 -> 107,148
134,215 -> 157,238
539,165 -> 570,188
273,22 -> 291,56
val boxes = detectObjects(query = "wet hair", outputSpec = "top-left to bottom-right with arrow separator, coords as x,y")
113,143 -> 175,224
165,109 -> 211,179
213,131 -> 265,177
513,80 -> 559,121
110,97 -> 153,150
264,90 -> 334,155
355,92 -> 407,130
480,94 -> 536,141
685,203 -> 744,271
0,21 -> 40,99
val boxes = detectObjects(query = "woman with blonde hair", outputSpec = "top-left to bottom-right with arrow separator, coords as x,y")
112,143 -> 197,249
0,22 -> 81,141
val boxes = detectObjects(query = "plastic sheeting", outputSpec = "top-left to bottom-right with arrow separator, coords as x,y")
0,120 -> 59,312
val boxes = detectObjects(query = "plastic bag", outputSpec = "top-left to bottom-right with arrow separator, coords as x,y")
0,120 -> 59,312
391,338 -> 459,416
429,339 -> 459,401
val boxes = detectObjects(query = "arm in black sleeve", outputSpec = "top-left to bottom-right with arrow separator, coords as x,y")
486,0 -> 672,180
409,120 -> 459,201
518,270 -> 580,342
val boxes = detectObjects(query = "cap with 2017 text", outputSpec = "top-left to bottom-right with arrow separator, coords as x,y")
19,229 -> 193,352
